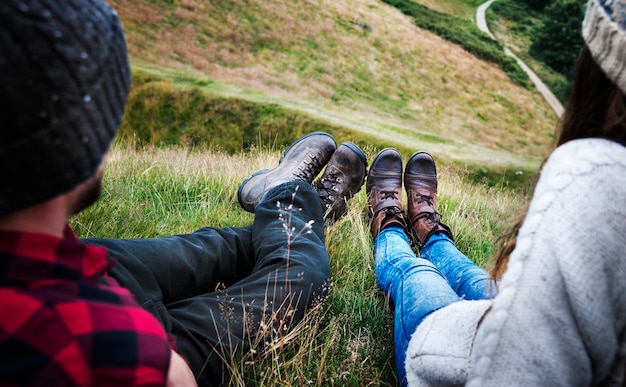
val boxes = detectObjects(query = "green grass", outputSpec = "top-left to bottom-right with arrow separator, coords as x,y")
381,0 -> 531,89
410,0 -> 482,19
121,71 -> 381,153
71,145 -> 527,386
122,70 -> 544,190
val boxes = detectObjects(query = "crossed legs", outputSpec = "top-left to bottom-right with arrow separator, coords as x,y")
87,181 -> 329,386
367,149 -> 494,386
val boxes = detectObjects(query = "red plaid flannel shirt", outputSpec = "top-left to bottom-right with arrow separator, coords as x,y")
0,226 -> 171,386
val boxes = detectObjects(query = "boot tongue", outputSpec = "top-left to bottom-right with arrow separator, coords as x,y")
408,203 -> 437,224
371,188 -> 402,214
371,207 -> 407,238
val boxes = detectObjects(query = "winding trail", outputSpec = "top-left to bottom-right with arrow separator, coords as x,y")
476,0 -> 564,117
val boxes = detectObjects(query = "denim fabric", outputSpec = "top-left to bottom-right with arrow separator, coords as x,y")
84,180 -> 329,386
421,233 -> 495,301
374,226 -> 492,386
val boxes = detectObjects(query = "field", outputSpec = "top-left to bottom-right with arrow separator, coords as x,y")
72,0 -> 562,384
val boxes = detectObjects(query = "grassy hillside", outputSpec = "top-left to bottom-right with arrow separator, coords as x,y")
381,0 -> 532,88
111,0 -> 558,171
415,0 -> 479,18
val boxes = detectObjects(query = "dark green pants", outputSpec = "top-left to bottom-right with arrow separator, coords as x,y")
85,181 -> 330,386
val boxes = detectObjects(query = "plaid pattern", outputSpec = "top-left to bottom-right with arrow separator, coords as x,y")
0,226 -> 171,386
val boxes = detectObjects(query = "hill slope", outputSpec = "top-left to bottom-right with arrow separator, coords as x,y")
110,0 -> 557,171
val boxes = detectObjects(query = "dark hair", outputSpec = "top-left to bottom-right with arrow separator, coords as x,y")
559,45 -> 626,147
489,44 -> 626,279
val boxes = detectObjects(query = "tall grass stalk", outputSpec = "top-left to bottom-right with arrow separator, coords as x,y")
71,145 -> 528,385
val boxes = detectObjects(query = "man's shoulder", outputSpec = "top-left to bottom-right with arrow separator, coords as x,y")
0,272 -> 171,385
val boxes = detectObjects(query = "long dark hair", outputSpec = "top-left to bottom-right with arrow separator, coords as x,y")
559,45 -> 626,146
489,44 -> 626,279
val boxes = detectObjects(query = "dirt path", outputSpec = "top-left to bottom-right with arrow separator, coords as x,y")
477,0 -> 564,118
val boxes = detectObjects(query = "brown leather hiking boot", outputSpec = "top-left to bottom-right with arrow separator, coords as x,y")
366,148 -> 408,238
238,132 -> 336,212
314,142 -> 368,225
404,151 -> 453,248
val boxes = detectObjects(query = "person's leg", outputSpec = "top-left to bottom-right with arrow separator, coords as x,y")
83,226 -> 256,328
374,226 -> 460,387
164,180 -> 329,386
404,151 -> 495,301
420,232 -> 495,300
368,149 -> 459,386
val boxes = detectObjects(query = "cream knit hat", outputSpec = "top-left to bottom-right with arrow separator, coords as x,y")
583,0 -> 626,94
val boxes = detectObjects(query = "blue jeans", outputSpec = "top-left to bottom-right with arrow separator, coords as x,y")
84,181 -> 329,386
374,226 -> 494,386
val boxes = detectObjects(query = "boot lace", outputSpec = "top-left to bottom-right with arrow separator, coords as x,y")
377,206 -> 408,231
378,190 -> 399,200
293,153 -> 322,182
409,208 -> 442,249
410,209 -> 441,225
414,193 -> 434,207
317,173 -> 342,207
381,206 -> 404,220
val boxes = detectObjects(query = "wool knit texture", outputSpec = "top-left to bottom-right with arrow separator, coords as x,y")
583,0 -> 626,95
0,0 -> 130,217
406,138 -> 626,386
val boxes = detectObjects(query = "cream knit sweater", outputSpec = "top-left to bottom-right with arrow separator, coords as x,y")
406,139 -> 626,386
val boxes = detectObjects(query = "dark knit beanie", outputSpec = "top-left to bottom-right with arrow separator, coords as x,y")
0,0 -> 130,217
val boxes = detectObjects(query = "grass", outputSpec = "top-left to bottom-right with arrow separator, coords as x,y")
120,70 -> 546,193
120,71 -> 384,154
111,0 -> 558,162
71,144 -> 527,385
411,0 -> 481,19
381,0 -> 532,89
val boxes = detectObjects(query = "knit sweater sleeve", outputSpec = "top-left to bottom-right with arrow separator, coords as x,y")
406,300 -> 492,386
468,139 -> 626,386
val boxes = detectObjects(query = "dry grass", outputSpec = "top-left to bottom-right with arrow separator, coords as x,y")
414,0 -> 477,19
109,0 -> 557,162
73,144 -> 524,385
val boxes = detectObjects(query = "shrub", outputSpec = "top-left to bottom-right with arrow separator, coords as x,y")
529,0 -> 586,77
118,72 -> 385,153
381,0 -> 531,89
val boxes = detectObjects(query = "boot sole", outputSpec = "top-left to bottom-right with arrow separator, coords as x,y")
370,147 -> 401,168
404,151 -> 437,190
